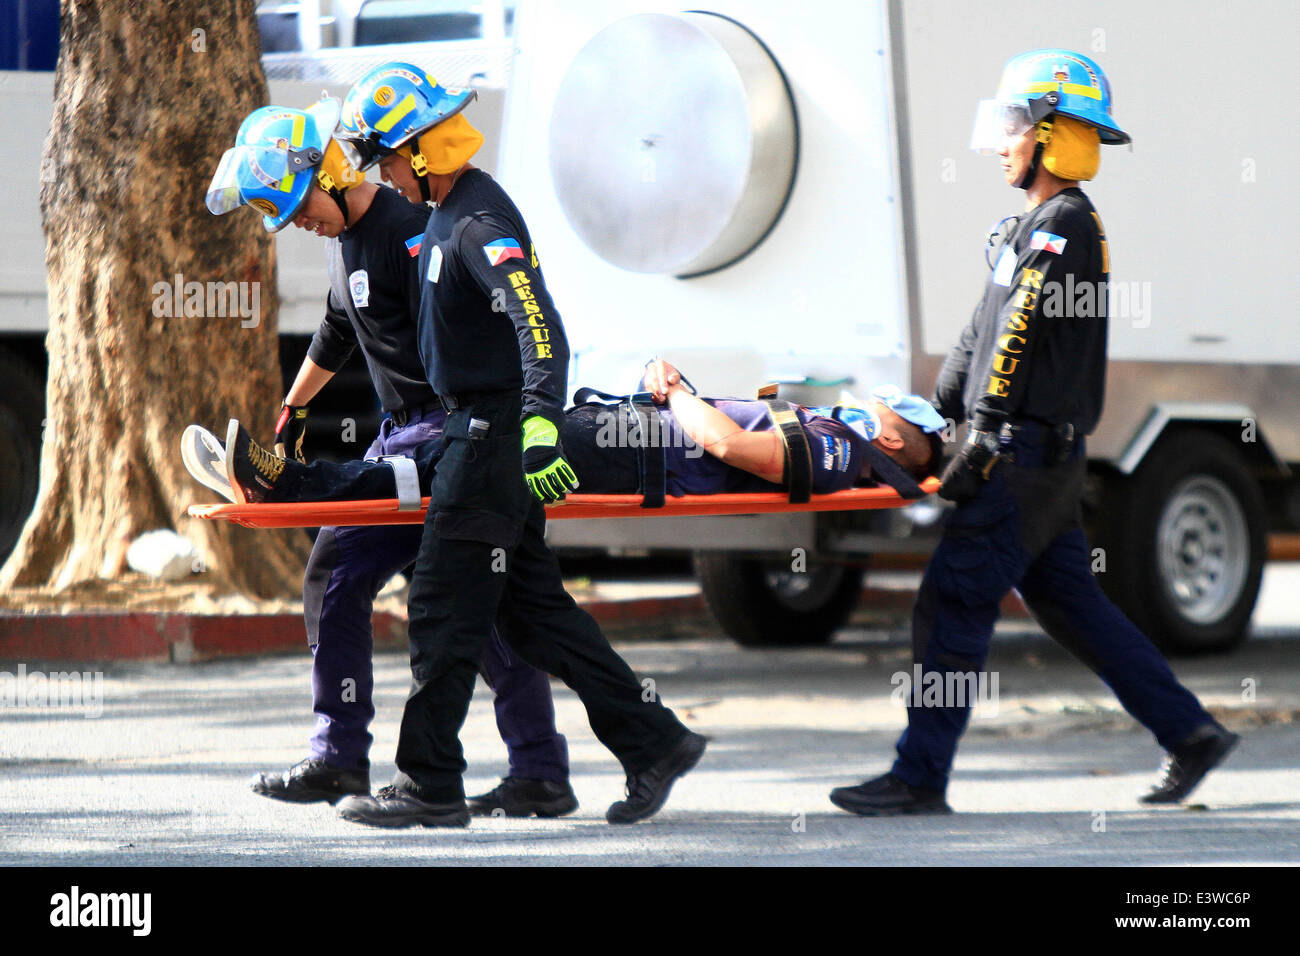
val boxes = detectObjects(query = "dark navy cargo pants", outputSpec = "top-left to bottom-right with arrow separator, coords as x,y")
891,428 -> 1214,793
392,391 -> 689,803
301,408 -> 569,782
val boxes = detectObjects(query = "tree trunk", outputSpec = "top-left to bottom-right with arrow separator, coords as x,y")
0,0 -> 308,599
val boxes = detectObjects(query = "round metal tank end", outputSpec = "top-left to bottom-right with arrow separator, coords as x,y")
549,12 -> 797,277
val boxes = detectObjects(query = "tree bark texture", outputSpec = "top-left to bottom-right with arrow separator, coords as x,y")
1,0 -> 308,598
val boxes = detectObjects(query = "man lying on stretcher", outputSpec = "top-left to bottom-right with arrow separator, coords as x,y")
183,358 -> 946,505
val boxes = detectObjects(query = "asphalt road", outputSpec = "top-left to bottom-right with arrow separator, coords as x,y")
2,577 -> 1297,865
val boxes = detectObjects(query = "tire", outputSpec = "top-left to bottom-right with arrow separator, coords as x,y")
1095,430 -> 1266,654
692,551 -> 865,647
0,351 -> 44,563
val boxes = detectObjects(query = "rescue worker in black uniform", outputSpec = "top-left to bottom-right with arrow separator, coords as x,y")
829,50 -> 1239,816
206,96 -> 579,815
328,63 -> 705,828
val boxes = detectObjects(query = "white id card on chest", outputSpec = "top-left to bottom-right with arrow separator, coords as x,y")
992,243 -> 1017,287
426,245 -> 443,284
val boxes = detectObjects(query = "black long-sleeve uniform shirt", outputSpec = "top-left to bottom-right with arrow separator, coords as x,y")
306,186 -> 436,412
416,169 -> 570,427
934,187 -> 1110,436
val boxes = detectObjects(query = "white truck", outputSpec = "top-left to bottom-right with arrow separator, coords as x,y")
503,0 -> 1299,654
3,0 -> 1296,654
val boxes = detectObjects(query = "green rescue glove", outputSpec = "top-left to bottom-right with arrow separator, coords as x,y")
522,414 -> 579,503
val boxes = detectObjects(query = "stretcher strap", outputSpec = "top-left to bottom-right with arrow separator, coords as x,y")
188,479 -> 939,529
630,395 -> 666,509
380,455 -> 421,511
761,399 -> 813,504
570,387 -> 666,509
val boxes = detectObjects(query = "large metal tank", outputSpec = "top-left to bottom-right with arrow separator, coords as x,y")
548,11 -> 797,277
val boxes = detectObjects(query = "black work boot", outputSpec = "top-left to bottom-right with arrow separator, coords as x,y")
606,732 -> 707,825
336,785 -> 470,829
225,418 -> 289,504
829,772 -> 953,816
1141,722 -> 1240,804
250,758 -> 369,805
466,776 -> 579,818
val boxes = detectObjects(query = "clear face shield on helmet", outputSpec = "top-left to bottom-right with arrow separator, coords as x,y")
334,90 -> 389,171
204,144 -> 294,216
969,94 -> 1057,153
969,99 -> 1037,153
333,133 -> 387,172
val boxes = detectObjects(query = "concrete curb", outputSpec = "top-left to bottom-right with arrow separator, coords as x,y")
0,583 -> 1027,664
0,592 -> 717,664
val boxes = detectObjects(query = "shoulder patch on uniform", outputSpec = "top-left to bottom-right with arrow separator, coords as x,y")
404,234 -> 422,258
1029,230 -> 1068,254
482,237 -> 524,267
426,245 -> 443,284
349,269 -> 369,308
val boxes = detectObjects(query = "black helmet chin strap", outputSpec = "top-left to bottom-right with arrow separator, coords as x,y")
1017,93 -> 1060,191
316,171 -> 351,228
331,189 -> 352,227
404,139 -> 433,203
1019,116 -> 1055,191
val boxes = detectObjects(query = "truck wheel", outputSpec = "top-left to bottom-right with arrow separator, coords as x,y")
692,551 -> 865,647
1096,430 -> 1266,654
0,351 -> 44,563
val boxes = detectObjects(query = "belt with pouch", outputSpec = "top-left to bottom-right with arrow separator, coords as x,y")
1000,418 -> 1079,467
389,401 -> 441,428
437,388 -> 517,413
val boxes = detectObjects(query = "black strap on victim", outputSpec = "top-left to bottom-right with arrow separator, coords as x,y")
860,444 -> 926,499
761,399 -> 813,504
570,388 -> 665,509
629,394 -> 665,509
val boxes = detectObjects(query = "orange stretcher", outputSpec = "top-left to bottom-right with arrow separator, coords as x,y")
189,478 -> 940,529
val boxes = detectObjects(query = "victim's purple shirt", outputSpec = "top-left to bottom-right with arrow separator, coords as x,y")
661,399 -> 866,497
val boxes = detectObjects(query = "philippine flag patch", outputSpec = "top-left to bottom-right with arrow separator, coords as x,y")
1029,230 -> 1068,254
482,237 -> 524,267
404,234 -> 422,257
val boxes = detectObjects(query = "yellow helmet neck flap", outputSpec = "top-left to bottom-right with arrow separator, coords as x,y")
397,112 -> 485,201
1040,114 -> 1101,181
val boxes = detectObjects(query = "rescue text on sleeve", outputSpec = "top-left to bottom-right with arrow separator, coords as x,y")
460,219 -> 570,426
971,218 -> 1093,433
